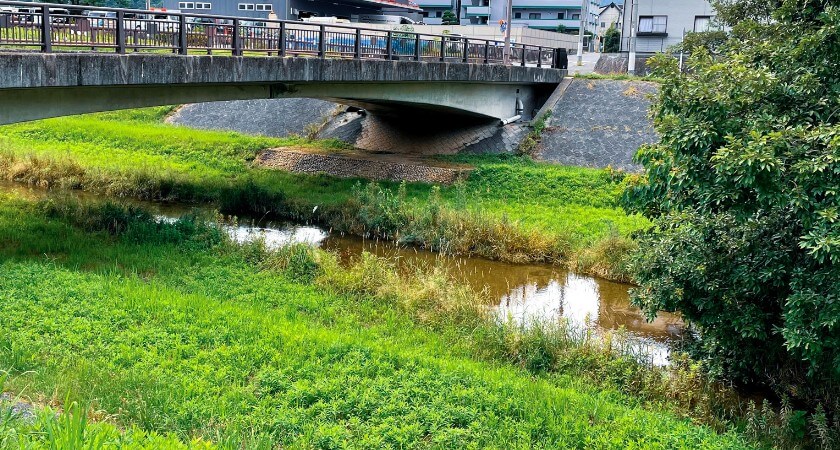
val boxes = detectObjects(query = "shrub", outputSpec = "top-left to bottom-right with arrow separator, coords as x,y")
624,0 -> 840,431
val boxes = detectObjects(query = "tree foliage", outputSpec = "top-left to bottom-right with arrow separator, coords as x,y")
710,0 -> 782,26
602,26 -> 620,53
441,10 -> 458,25
673,30 -> 728,55
625,0 -> 840,411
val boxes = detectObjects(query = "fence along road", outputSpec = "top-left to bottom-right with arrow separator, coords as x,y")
0,0 -> 564,67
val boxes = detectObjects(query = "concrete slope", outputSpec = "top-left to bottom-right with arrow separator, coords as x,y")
536,78 -> 659,171
167,99 -> 338,138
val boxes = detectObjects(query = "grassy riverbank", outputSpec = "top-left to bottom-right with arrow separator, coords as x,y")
0,192 -> 754,448
0,107 -> 648,281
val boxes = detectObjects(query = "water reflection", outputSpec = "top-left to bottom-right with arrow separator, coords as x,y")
2,181 -> 683,364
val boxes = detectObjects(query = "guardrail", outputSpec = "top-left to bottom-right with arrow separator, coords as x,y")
0,1 -> 560,67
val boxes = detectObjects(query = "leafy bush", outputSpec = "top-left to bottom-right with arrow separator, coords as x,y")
602,26 -> 621,53
624,0 -> 840,430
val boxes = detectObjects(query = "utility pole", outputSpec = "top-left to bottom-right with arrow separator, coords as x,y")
627,0 -> 637,74
576,0 -> 587,66
503,0 -> 512,64
146,0 -> 151,10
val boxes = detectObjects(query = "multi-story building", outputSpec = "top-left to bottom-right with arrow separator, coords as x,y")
595,1 -> 621,35
619,0 -> 716,52
163,0 -> 422,22
416,0 -> 453,24
417,0 -> 598,32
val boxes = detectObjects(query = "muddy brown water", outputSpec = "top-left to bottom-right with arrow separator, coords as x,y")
1,181 -> 684,364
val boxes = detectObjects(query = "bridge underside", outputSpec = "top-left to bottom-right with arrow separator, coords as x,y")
0,53 -> 564,125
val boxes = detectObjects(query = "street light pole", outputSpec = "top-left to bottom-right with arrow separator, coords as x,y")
628,0 -> 637,74
576,0 -> 587,66
503,0 -> 512,64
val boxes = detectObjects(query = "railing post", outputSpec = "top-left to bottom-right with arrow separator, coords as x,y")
414,33 -> 420,61
116,11 -> 126,54
318,24 -> 325,58
354,28 -> 361,59
439,36 -> 445,61
537,46 -> 542,67
40,6 -> 51,53
520,46 -> 526,67
178,14 -> 187,55
483,40 -> 489,64
279,21 -> 286,57
232,18 -> 242,56
462,38 -> 468,63
386,30 -> 392,60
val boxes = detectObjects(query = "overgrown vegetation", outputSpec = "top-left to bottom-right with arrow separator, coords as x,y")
0,109 -> 647,280
0,193 -> 754,448
625,0 -> 840,446
602,26 -> 621,53
517,111 -> 551,156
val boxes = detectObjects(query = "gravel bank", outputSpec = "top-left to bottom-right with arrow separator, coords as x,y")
255,148 -> 470,184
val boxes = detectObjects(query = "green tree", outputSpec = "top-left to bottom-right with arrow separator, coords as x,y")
673,30 -> 728,55
441,10 -> 458,25
602,25 -> 620,53
625,0 -> 839,412
556,24 -> 567,33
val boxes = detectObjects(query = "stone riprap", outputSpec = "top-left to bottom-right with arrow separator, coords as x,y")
255,148 -> 470,184
536,78 -> 659,171
167,99 -> 338,138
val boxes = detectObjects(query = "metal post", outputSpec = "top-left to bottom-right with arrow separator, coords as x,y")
116,11 -> 126,54
178,14 -> 187,55
318,24 -> 325,58
386,30 -> 392,59
462,38 -> 468,63
439,35 -> 445,61
354,28 -> 361,58
628,0 -> 636,74
521,45 -> 525,66
537,46 -> 542,67
232,18 -> 242,56
576,0 -> 586,66
40,6 -> 51,53
414,34 -> 420,61
279,22 -> 286,57
503,0 -> 512,64
483,39 -> 489,63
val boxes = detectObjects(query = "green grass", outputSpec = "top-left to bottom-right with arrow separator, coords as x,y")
0,107 -> 649,279
0,192 -> 753,448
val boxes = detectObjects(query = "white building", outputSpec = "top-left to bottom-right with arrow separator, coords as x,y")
620,0 -> 716,53
594,1 -> 622,50
417,0 -> 598,33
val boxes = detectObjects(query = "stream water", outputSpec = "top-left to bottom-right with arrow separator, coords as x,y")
2,181 -> 684,365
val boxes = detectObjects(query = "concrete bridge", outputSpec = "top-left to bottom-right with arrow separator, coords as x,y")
0,53 -> 565,125
0,2 -> 567,126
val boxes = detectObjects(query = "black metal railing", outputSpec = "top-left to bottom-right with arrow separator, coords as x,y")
0,1 -> 557,67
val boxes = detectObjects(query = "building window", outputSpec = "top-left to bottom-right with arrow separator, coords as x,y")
600,21 -> 605,27
557,12 -> 564,19
255,4 -> 272,10
422,11 -> 428,17
238,3 -> 255,10
528,12 -> 540,19
178,2 -> 194,8
639,15 -> 667,33
435,10 -> 442,17
514,12 -> 521,19
694,15 -> 712,31
193,2 -> 211,8
571,13 -> 579,20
